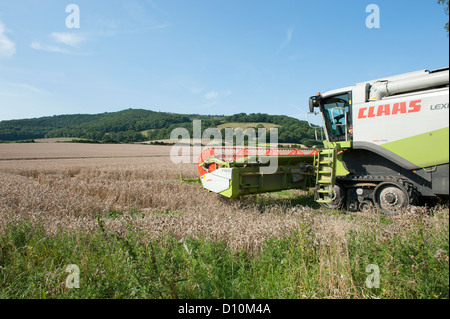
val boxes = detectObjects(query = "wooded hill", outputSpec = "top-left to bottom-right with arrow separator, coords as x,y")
0,109 -> 321,146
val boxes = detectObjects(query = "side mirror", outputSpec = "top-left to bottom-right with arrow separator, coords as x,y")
309,96 -> 321,113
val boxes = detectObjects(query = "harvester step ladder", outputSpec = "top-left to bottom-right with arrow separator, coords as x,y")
315,144 -> 339,204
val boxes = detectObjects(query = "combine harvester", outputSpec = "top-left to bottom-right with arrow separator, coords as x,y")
197,67 -> 449,212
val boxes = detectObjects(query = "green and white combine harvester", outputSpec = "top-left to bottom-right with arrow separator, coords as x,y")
195,68 -> 449,211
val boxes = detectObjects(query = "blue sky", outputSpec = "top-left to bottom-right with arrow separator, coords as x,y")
0,0 -> 448,121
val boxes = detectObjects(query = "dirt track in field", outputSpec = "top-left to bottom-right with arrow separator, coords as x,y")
0,143 -> 172,160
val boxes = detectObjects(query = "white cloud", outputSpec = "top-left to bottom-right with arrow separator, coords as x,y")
11,83 -> 44,93
274,26 -> 295,56
174,76 -> 203,94
0,21 -> 16,58
221,89 -> 232,97
203,91 -> 219,100
31,41 -> 71,54
203,90 -> 231,100
1,82 -> 47,94
149,23 -> 170,30
31,40 -> 90,55
50,32 -> 86,47
30,30 -> 90,55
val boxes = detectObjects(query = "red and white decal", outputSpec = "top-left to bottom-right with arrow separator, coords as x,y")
358,100 -> 421,119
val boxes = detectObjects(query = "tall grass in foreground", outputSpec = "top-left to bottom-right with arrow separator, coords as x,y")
0,210 -> 448,299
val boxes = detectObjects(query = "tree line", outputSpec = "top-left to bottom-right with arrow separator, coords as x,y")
0,108 -> 320,145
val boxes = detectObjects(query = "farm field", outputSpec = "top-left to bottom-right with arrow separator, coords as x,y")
216,122 -> 282,130
0,142 -> 171,160
0,143 -> 448,299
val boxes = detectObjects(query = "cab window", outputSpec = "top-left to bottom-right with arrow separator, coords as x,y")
321,92 -> 352,142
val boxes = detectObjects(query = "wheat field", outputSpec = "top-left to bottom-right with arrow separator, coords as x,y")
0,143 -> 447,254
0,143 -> 306,252
0,143 -> 448,298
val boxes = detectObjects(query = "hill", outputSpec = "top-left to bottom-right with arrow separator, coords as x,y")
0,109 -> 320,145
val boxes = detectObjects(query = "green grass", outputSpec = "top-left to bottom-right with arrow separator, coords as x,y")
347,215 -> 449,298
0,211 -> 448,299
216,122 -> 281,130
0,139 -> 35,144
